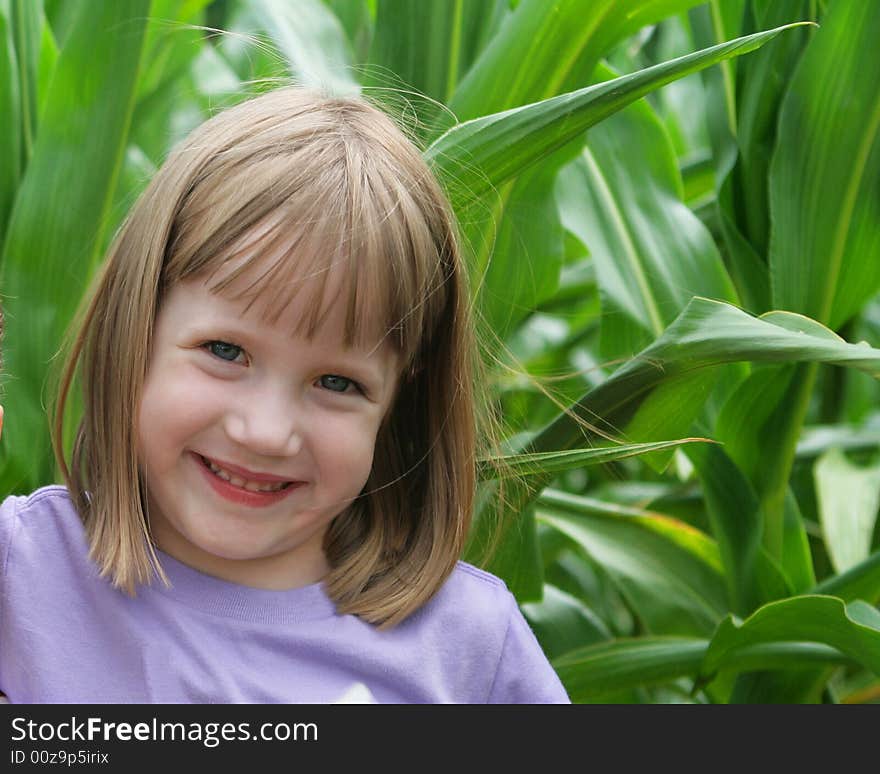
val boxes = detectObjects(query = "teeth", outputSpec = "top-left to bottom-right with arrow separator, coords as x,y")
203,457 -> 290,493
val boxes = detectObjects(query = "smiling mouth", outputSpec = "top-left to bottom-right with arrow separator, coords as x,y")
199,455 -> 294,493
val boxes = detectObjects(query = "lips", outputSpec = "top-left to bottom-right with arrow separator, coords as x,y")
193,453 -> 304,507
200,455 -> 291,492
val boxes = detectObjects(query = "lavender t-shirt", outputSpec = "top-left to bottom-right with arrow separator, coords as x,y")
0,486 -> 569,703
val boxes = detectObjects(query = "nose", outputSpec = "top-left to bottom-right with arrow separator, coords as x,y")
223,382 -> 305,458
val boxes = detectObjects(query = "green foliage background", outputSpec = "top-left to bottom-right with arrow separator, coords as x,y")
1,0 -> 879,703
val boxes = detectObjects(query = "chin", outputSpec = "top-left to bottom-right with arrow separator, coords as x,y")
197,538 -> 277,563
175,525 -> 272,562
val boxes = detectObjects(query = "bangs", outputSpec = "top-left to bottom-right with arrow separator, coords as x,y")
162,121 -> 452,367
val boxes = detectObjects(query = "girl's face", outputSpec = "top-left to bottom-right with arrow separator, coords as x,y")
137,268 -> 399,590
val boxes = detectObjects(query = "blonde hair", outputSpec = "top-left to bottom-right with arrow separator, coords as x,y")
52,86 -> 478,628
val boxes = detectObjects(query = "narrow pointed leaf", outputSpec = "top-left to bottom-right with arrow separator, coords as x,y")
426,23 -> 811,206
477,299 -> 880,596
450,0 -> 620,120
715,360 -> 818,560
567,303 -> 880,429
481,437 -> 712,480
522,299 -> 880,496
450,0 -> 709,122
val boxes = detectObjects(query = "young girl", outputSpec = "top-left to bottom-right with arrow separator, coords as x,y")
0,86 -> 569,703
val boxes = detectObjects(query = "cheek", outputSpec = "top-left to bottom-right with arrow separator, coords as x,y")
315,416 -> 383,490
138,370 -> 225,462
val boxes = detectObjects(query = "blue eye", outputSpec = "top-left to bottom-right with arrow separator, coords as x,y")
319,374 -> 356,393
206,341 -> 244,363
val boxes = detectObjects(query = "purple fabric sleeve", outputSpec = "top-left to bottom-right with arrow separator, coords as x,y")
487,593 -> 570,703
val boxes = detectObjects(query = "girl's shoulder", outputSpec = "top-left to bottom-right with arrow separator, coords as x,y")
451,560 -> 509,590
1,485 -> 80,568
2,483 -> 73,509
443,560 -> 513,611
415,560 -> 518,635
442,560 -> 512,602
1,484 -> 76,528
416,561 -> 571,703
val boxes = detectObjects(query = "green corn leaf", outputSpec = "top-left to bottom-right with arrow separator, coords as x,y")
811,551 -> 880,605
450,0 -> 709,123
248,0 -> 359,97
481,437 -> 712,480
476,298 -> 880,611
797,415 -> 880,459
716,363 -> 796,487
727,0 -> 813,258
448,3 -> 733,343
553,635 -> 849,702
684,439 -> 781,615
0,0 -> 21,243
0,0 -> 150,491
525,299 -> 880,489
323,0 -> 373,63
35,13 -> 56,119
701,596 -> 880,681
537,493 -> 728,637
473,159 -> 566,345
814,448 -> 880,574
473,491 -> 544,604
539,488 -> 723,574
11,0 -> 41,163
556,65 -> 739,364
450,0 -> 621,121
709,0 -> 880,576
426,22 -> 811,208
714,361 -> 816,561
366,0 -> 504,109
769,0 -> 880,331
780,487 -> 816,594
521,584 -> 612,661
553,637 -> 708,702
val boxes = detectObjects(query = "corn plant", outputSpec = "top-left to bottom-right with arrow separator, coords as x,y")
1,0 -> 878,703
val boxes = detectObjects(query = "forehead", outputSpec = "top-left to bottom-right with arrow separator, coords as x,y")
198,233 -> 394,355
